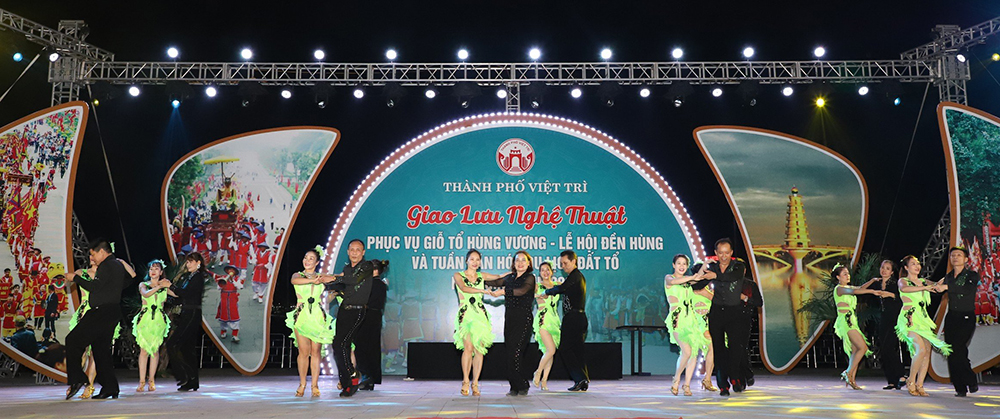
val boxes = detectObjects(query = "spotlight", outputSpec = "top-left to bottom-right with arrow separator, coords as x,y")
570,86 -> 582,98
240,48 -> 253,60
460,100 -> 470,108
281,89 -> 292,99
815,97 -> 826,107
385,49 -> 397,60
956,54 -> 966,63
993,53 -> 999,61
425,88 -> 437,99
12,52 -> 22,62
237,81 -> 266,106
496,88 -> 508,99
166,80 -> 194,105
529,47 -> 541,60
639,87 -> 651,98
598,81 -> 622,106
48,52 -> 60,62
523,83 -> 547,108
92,99 -> 99,106
671,48 -> 683,59
737,80 -> 759,106
317,100 -> 326,108
742,47 -> 754,59
383,82 -> 405,107
893,97 -> 901,106
813,46 -> 826,58
711,87 -> 723,97
128,86 -> 141,97
167,47 -> 179,59
457,49 -> 469,60
666,81 -> 693,107
171,99 -> 180,108
600,48 -> 612,60
452,81 -> 482,107
673,98 -> 683,107
205,86 -> 218,97
354,88 -> 365,99
857,85 -> 869,96
530,100 -> 541,108
782,86 -> 794,96
312,83 -> 332,108
314,49 -> 325,60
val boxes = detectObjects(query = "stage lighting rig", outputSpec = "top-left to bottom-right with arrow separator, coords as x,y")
671,48 -> 683,59
313,83 -> 332,108
737,80 -> 759,106
89,81 -> 120,103
128,86 -> 141,97
666,81 -> 693,107
597,81 -> 622,106
383,82 -> 405,107
166,80 -> 194,105
452,81 -> 482,108
523,82 -> 547,108
570,86 -> 583,99
237,81 -> 266,107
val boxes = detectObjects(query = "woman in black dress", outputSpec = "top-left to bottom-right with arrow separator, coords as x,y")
167,252 -> 209,391
870,259 -> 905,389
485,250 -> 536,396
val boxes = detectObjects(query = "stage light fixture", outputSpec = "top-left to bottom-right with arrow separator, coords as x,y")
452,81 -> 482,108
171,99 -> 180,108
167,47 -> 179,59
383,82 -> 406,107
813,46 -> 826,58
385,49 -> 397,60
893,97 -> 901,106
312,83 -> 332,108
782,86 -> 794,96
205,86 -> 218,97
673,98 -> 683,107
993,53 -> 1000,61
639,87 -> 651,98
600,48 -> 612,60
666,81 -> 693,107
166,81 -> 194,107
857,85 -> 869,96
281,89 -> 292,99
237,81 -> 266,107
523,82 -> 547,108
529,47 -> 541,60
597,81 -> 622,107
711,87 -> 723,97
13,52 -> 23,62
48,52 -> 60,62
742,47 -> 754,59
671,48 -> 683,59
956,54 -> 966,63
128,86 -> 141,97
314,49 -> 325,60
425,88 -> 437,99
570,86 -> 582,99
92,99 -> 99,106
737,80 -> 759,106
496,88 -> 508,99
240,48 -> 253,60
89,81 -> 120,103
354,88 -> 365,99
879,79 -> 903,105
457,49 -> 469,60
815,97 -> 826,107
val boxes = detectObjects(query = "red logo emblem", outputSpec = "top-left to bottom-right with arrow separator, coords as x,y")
496,138 -> 535,176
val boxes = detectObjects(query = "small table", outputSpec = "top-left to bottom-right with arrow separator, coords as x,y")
616,325 -> 668,376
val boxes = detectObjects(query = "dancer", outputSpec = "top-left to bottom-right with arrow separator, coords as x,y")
168,252 -> 209,392
869,259 -> 906,390
532,261 -> 560,392
286,247 -> 334,397
65,263 -> 97,398
664,254 -> 705,396
452,249 -> 495,396
132,260 -> 172,393
64,240 -> 129,400
216,265 -> 243,343
691,280 -> 717,392
832,265 -> 891,389
325,239 -> 377,397
356,258 -> 387,391
701,238 -> 749,396
485,250 -> 536,396
896,255 -> 952,396
542,250 -> 590,392
935,247 -> 980,397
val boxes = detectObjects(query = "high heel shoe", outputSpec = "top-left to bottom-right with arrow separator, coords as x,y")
80,384 -> 95,399
701,377 -> 718,392
847,378 -> 862,390
471,382 -> 480,396
683,385 -> 692,396
336,382 -> 343,390
136,381 -> 146,393
671,379 -> 679,396
312,385 -> 321,397
148,380 -> 156,392
840,371 -> 848,382
540,380 -> 548,391
295,384 -> 305,397
916,385 -> 929,397
461,381 -> 470,396
532,371 -> 541,388
906,381 -> 919,396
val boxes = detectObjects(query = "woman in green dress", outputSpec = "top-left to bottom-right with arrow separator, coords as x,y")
286,248 -> 336,397
690,270 -> 716,392
831,265 -> 891,390
896,255 -> 952,396
531,261 -> 560,391
133,260 -> 173,392
452,249 -> 496,396
664,254 -> 705,396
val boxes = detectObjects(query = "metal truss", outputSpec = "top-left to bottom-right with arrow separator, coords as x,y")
902,19 -> 1000,60
71,212 -> 90,271
76,59 -> 939,86
0,9 -> 113,61
919,208 -> 951,277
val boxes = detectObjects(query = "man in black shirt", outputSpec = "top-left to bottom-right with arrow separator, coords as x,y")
356,259 -> 388,391
543,250 -> 590,391
325,239 -> 377,397
65,239 -> 129,399
700,238 -> 750,396
935,246 -> 980,397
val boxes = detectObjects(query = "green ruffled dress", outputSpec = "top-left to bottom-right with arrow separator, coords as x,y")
833,285 -> 871,357
689,291 -> 712,351
533,282 -> 561,353
664,277 -> 701,348
285,282 -> 334,345
453,272 -> 494,355
132,282 -> 171,353
896,278 -> 952,356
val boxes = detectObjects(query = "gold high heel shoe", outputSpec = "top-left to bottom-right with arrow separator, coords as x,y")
532,371 -> 541,388
916,385 -> 928,397
471,382 -> 481,396
148,380 -> 156,392
906,381 -> 919,396
80,384 -> 95,399
336,382 -> 343,390
847,378 -> 862,390
311,385 -> 321,397
136,381 -> 146,392
683,385 -> 692,396
671,379 -> 679,396
701,377 -> 718,392
461,381 -> 470,396
295,384 -> 305,397
540,380 -> 548,391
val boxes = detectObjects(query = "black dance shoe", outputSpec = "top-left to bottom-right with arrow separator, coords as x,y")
92,391 -> 119,399
360,383 -> 375,391
970,384 -> 979,394
720,388 -> 730,396
567,380 -> 589,392
505,389 -> 529,396
883,384 -> 898,390
955,392 -> 967,397
66,383 -> 85,400
339,385 -> 359,397
746,377 -> 755,387
177,382 -> 199,392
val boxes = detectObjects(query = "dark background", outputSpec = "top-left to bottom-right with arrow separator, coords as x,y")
2,0 -> 1000,307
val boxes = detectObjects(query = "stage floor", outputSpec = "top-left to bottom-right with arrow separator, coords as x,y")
1,370 -> 997,418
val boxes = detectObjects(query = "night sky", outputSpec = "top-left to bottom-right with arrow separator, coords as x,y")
2,0 -> 1000,304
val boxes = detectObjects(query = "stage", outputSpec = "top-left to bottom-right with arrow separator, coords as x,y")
1,370 -> 996,418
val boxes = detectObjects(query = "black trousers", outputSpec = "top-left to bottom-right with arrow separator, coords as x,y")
66,304 -> 120,392
44,316 -> 56,337
944,311 -> 977,393
878,310 -> 905,385
167,308 -> 202,386
708,304 -> 751,390
559,311 -> 590,383
355,308 -> 383,385
504,307 -> 533,391
334,307 -> 365,389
